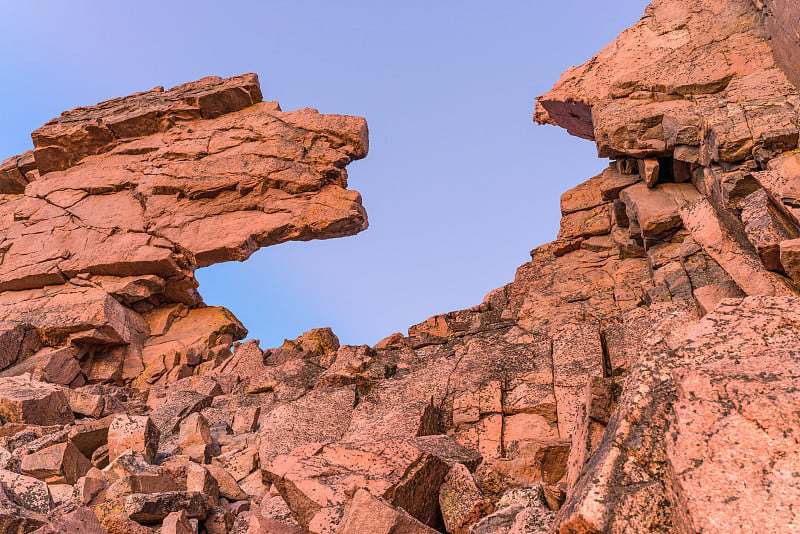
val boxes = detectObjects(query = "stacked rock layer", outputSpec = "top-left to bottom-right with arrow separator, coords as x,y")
0,0 -> 799,533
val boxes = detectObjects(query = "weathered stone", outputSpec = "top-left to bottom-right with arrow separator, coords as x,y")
440,463 -> 492,534
551,322 -> 604,440
123,491 -> 214,523
20,442 -> 90,485
620,182 -> 702,240
0,469 -> 53,514
150,390 -> 211,434
213,448 -> 258,482
162,509 -> 193,534
740,189 -> 797,271
31,74 -> 262,174
103,449 -> 177,498
99,513 -> 153,534
0,346 -> 82,386
75,468 -> 106,506
258,387 -> 355,466
666,299 -> 800,532
232,513 -> 304,534
265,436 -> 480,533
175,413 -> 214,463
680,198 -> 794,295
0,376 -> 73,426
107,414 -> 159,463
692,281 -> 746,315
557,205 -> 611,240
30,506 -> 105,534
468,486 -> 555,534
339,489 -> 440,534
206,463 -> 247,501
186,463 -> 219,504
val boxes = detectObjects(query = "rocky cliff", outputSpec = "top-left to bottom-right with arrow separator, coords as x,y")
0,0 -> 798,533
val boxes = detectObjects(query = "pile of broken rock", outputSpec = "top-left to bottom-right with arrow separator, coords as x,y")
0,0 -> 800,532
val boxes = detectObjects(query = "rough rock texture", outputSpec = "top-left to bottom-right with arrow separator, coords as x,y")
0,72 -> 368,392
3,2 -> 800,531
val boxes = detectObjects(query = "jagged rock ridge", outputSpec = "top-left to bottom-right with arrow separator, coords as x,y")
0,0 -> 799,532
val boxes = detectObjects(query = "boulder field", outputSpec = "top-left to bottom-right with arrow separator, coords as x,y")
0,0 -> 799,532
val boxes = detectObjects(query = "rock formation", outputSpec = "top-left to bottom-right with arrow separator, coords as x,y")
0,0 -> 799,532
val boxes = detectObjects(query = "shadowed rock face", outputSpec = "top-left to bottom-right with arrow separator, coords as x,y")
4,1 -> 800,533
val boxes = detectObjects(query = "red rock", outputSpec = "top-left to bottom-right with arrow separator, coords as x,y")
0,469 -> 54,514
665,296 -> 800,533
31,74 -> 263,174
230,406 -> 260,435
212,448 -> 258,483
257,387 -> 355,466
103,449 -> 177,498
0,346 -> 82,386
638,158 -> 660,188
0,376 -> 73,426
30,506 -> 105,534
205,464 -> 248,501
20,442 -> 90,484
740,189 -> 797,271
233,513 -> 304,534
0,322 -> 37,373
692,281 -> 746,315
150,390 -> 211,434
265,436 -> 480,533
0,152 -> 33,194
560,176 -> 605,216
162,509 -> 192,534
619,182 -> 702,240
551,322 -> 604,440
565,377 -> 619,489
175,413 -> 214,463
186,463 -> 219,504
339,490 -> 439,534
107,414 -> 160,463
557,205 -> 611,241
123,490 -> 214,523
680,197 -> 794,296
439,463 -> 492,534
75,468 -> 106,506
100,513 -> 153,534
469,486 -> 556,534
260,495 -> 298,526
66,388 -> 105,419
0,286 -> 144,347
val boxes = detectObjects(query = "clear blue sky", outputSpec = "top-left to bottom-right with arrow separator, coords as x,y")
0,1 -> 649,347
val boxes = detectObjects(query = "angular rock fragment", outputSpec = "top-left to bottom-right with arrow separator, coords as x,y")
175,412 -> 214,463
265,436 -> 480,533
123,491 -> 214,523
339,489 -> 440,534
162,510 -> 193,534
107,414 -> 160,463
20,442 -> 90,485
0,376 -> 73,426
0,469 -> 54,514
150,390 -> 211,433
30,506 -> 105,534
620,182 -> 701,241
680,198 -> 794,296
439,463 -> 492,534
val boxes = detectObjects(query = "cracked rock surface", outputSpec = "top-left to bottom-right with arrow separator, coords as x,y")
1,0 -> 800,532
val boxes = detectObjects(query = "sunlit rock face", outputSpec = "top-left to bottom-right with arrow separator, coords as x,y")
0,73 -> 369,386
3,0 -> 800,532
